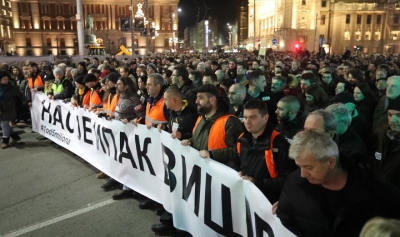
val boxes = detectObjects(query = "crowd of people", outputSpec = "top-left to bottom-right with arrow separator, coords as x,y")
1,50 -> 400,236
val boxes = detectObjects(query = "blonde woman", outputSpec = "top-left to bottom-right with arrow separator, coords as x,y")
360,217 -> 400,237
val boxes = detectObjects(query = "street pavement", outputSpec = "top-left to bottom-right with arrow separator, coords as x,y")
0,125 -> 189,237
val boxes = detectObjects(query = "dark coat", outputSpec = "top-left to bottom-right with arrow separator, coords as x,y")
374,130 -> 400,190
277,168 -> 400,237
179,79 -> 196,105
275,115 -> 304,141
356,99 -> 376,126
0,83 -> 24,121
234,123 -> 296,203
167,100 -> 198,140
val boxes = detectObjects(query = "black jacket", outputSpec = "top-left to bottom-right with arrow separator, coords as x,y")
277,168 -> 400,237
275,115 -> 304,141
0,83 -> 24,121
234,94 -> 253,120
356,99 -> 376,126
179,80 -> 196,105
234,123 -> 296,203
374,130 -> 400,190
167,100 -> 198,140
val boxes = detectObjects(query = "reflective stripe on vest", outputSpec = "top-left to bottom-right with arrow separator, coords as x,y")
192,114 -> 235,151
27,75 -> 44,89
145,98 -> 167,125
236,130 -> 280,179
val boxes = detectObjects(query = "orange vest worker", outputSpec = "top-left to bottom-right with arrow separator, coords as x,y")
236,130 -> 280,178
145,98 -> 167,125
192,114 -> 234,151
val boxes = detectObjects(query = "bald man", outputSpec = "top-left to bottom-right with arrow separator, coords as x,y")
153,86 -> 199,235
275,96 -> 304,141
228,84 -> 252,120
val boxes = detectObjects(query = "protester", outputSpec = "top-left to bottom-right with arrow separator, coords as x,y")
277,130 -> 400,237
275,95 -> 303,141
181,84 -> 243,164
0,71 -> 23,149
234,99 -> 296,203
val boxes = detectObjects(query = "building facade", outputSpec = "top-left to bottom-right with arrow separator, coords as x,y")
0,0 -> 13,55
184,17 -> 219,52
245,0 -> 400,54
10,0 -> 178,56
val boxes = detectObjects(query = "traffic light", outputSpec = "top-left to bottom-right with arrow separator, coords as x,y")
295,44 -> 299,49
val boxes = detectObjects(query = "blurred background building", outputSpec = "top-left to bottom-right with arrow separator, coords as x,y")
6,0 -> 179,56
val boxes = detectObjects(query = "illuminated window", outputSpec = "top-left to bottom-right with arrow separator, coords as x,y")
344,32 -> 350,41
374,33 -> 380,41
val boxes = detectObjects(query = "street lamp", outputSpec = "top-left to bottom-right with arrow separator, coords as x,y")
227,23 -> 232,50
172,13 -> 176,52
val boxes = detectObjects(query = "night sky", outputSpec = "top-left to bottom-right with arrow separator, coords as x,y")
177,0 -> 239,38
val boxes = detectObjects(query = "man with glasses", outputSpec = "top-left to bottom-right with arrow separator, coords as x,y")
228,84 -> 252,121
171,65 -> 195,104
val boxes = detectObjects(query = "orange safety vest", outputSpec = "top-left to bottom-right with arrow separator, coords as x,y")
103,93 -> 118,116
27,74 -> 44,89
145,98 -> 167,125
236,130 -> 280,178
107,94 -> 119,117
192,114 -> 235,151
82,89 -> 102,109
82,91 -> 91,107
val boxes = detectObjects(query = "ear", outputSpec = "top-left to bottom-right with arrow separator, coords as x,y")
329,130 -> 336,139
264,114 -> 269,122
327,157 -> 336,169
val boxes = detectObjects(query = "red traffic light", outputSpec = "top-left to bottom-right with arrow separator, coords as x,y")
295,44 -> 299,48
353,45 -> 357,49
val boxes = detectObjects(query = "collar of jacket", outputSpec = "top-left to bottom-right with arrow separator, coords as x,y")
241,121 -> 274,147
171,100 -> 189,116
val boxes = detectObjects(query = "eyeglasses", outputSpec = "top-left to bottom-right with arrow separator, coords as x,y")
227,92 -> 241,96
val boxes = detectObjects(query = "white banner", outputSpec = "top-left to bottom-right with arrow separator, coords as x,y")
31,94 -> 295,237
